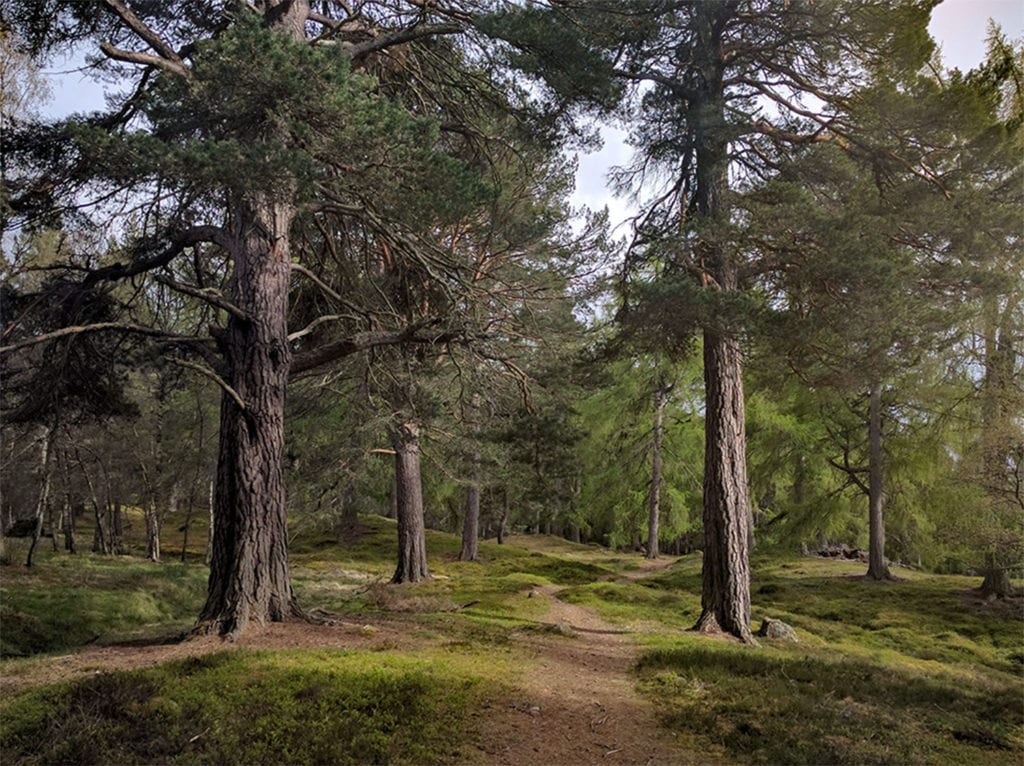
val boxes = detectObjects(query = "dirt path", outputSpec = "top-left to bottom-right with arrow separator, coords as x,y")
471,559 -> 701,766
3,556 -> 704,765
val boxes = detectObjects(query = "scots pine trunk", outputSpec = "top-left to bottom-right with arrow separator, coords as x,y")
866,384 -> 892,580
197,195 -> 299,635
647,385 -> 667,559
459,452 -> 481,562
690,6 -> 754,643
389,421 -> 430,583
695,330 -> 753,641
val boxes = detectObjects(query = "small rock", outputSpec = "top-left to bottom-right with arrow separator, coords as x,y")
551,622 -> 576,637
757,617 -> 798,642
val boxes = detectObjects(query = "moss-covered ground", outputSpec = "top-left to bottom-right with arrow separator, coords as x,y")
1,515 -> 1021,764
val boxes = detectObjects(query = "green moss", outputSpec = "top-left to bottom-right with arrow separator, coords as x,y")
635,636 -> 1023,765
1,650 -> 482,766
0,557 -> 205,657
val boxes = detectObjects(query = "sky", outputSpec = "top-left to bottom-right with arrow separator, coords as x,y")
33,0 -> 1024,225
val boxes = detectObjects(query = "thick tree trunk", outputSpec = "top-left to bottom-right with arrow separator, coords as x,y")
980,554 -> 1012,598
689,3 -> 754,643
866,384 -> 893,580
389,421 -> 430,583
647,385 -> 668,559
694,330 -> 754,642
459,453 -> 481,562
197,195 -> 299,635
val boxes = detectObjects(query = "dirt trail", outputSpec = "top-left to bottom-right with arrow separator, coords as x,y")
472,557 -> 702,766
3,556 -> 706,765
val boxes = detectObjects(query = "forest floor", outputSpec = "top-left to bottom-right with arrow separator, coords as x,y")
2,517 -> 1022,765
471,558 -> 709,766
1,552 -> 701,765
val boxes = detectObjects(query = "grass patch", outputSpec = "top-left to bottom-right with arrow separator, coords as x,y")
1,649 -> 483,766
636,635 -> 1023,765
1,557 -> 205,658
557,554 -> 1024,765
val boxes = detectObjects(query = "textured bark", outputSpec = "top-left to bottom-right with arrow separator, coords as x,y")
866,385 -> 893,581
980,556 -> 1012,598
694,331 -> 754,642
196,195 -> 299,635
647,386 -> 668,559
686,3 -> 754,643
459,453 -> 481,561
191,0 -> 313,636
389,421 -> 430,583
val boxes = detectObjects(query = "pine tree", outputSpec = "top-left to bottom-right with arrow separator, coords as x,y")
0,1 -> 504,635
503,0 -> 940,640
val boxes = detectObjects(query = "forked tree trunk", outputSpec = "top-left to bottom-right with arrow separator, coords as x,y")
459,452 -> 481,562
693,330 -> 754,643
647,385 -> 668,559
197,195 -> 299,635
26,427 -> 54,568
866,384 -> 893,581
389,421 -> 430,583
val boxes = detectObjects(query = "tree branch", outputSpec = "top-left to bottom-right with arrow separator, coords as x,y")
99,41 -> 189,77
168,358 -> 247,411
290,323 -> 475,376
342,22 -> 464,59
99,0 -> 187,73
153,276 -> 251,322
0,324 -> 204,355
83,225 -> 233,287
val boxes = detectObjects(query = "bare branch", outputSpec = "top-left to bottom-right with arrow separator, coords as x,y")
290,323 -> 477,376
99,0 -> 187,72
154,276 -> 251,322
99,41 -> 189,77
0,323 -> 202,355
169,358 -> 247,411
